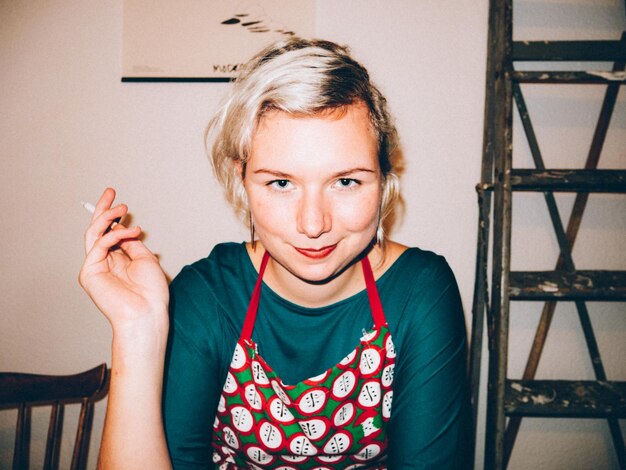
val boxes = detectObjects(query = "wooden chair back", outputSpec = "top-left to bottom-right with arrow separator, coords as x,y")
0,364 -> 109,470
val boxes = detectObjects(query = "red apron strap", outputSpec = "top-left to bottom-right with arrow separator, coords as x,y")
241,251 -> 385,341
240,250 -> 270,341
361,255 -> 386,328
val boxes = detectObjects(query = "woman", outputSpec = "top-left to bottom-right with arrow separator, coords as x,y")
80,38 -> 470,469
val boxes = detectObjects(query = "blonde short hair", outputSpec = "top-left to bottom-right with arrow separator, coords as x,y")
206,38 -> 400,242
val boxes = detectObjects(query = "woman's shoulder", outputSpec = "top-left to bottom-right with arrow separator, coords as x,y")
381,243 -> 464,341
170,242 -> 251,294
168,242 -> 252,332
380,241 -> 458,293
383,241 -> 452,275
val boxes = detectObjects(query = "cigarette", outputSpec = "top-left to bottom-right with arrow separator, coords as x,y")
81,201 -> 96,213
81,201 -> 122,234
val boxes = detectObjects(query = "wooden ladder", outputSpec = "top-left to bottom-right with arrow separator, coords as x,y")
468,1 -> 626,468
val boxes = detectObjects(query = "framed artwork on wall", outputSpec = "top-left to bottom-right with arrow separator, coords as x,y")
122,0 -> 317,82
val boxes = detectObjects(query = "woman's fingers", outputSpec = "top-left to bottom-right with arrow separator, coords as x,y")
84,204 -> 129,254
118,234 -> 156,261
82,225 -> 143,275
84,188 -> 116,251
93,188 -> 116,221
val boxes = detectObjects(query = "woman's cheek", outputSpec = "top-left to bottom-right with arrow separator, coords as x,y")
252,195 -> 295,231
336,194 -> 380,232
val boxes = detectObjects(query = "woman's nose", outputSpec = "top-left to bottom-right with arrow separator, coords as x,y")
296,191 -> 331,239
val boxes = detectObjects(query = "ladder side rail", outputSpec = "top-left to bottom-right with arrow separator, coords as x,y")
469,184 -> 492,466
468,0 -> 501,462
484,0 -> 513,468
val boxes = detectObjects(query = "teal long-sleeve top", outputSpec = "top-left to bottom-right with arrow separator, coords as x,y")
163,242 -> 471,469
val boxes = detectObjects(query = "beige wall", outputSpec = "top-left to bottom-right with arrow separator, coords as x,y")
0,1 -> 623,468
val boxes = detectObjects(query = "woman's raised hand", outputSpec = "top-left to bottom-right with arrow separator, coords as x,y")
79,188 -> 169,335
80,188 -> 173,470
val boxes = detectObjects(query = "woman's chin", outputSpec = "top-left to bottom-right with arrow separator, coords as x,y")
285,259 -> 357,286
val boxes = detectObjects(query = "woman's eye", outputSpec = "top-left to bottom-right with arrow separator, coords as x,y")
336,178 -> 359,188
268,179 -> 292,190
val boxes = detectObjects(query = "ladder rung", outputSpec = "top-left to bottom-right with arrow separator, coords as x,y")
505,380 -> 626,418
510,169 -> 626,192
512,40 -> 626,62
509,271 -> 626,301
512,71 -> 626,84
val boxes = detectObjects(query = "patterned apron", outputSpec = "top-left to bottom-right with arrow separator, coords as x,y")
212,252 -> 395,469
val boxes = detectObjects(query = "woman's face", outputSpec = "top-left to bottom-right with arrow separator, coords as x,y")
243,102 -> 382,284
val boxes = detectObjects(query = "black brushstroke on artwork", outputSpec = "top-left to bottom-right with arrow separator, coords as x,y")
220,9 -> 296,37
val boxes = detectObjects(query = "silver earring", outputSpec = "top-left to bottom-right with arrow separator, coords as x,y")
249,211 -> 256,250
376,208 -> 384,246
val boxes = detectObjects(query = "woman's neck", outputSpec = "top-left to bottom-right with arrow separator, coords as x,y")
246,241 -> 406,308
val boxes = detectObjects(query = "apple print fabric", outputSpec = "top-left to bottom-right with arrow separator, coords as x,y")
211,324 -> 395,468
211,252 -> 393,469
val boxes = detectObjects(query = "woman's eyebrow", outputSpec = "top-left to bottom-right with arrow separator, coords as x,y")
252,167 -> 376,178
332,167 -> 377,178
252,169 -> 293,178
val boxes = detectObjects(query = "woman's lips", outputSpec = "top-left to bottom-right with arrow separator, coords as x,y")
294,244 -> 337,259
